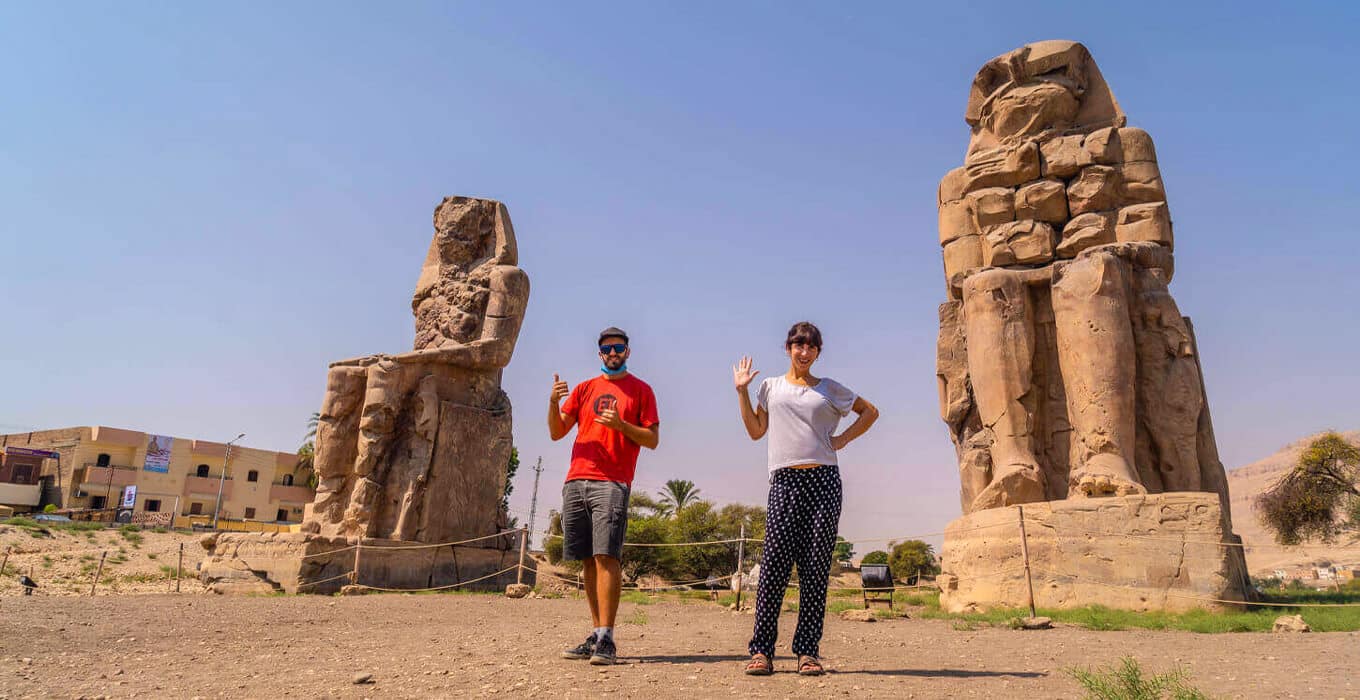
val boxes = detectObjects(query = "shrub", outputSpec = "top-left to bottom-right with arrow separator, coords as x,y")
861,550 -> 889,565
43,504 -> 58,513
1066,656 -> 1209,699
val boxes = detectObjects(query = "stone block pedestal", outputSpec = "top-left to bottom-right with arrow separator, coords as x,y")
938,492 -> 1251,613
200,531 -> 530,595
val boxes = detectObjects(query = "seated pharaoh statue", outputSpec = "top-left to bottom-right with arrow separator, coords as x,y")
302,196 -> 529,544
935,40 -> 1231,515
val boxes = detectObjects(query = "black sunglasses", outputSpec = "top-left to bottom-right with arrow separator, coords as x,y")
599,343 -> 628,355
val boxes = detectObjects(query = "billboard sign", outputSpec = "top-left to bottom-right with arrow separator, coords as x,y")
121,485 -> 138,508
142,435 -> 173,473
4,446 -> 60,459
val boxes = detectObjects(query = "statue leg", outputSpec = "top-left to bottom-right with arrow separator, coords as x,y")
1131,264 -> 1203,491
303,365 -> 368,535
341,360 -> 410,537
1052,251 -> 1146,497
962,269 -> 1046,509
390,375 -> 441,541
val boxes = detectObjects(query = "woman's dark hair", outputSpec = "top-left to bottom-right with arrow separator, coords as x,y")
784,321 -> 823,350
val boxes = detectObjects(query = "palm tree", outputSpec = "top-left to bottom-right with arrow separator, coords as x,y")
629,492 -> 673,519
659,479 -> 701,514
296,412 -> 320,489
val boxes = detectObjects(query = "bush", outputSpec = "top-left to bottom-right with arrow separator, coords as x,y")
1066,656 -> 1209,699
2,517 -> 41,529
861,550 -> 889,565
43,504 -> 58,513
887,540 -> 941,584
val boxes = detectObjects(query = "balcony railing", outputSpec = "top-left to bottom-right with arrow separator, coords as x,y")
183,475 -> 233,498
77,464 -> 140,489
269,483 -> 315,504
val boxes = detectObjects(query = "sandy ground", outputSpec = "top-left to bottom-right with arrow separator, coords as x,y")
1,593 -> 1357,699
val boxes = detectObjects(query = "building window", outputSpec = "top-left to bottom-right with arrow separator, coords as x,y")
247,470 -> 259,483
190,502 -> 203,515
96,453 -> 111,467
244,507 -> 256,519
144,499 -> 161,512
277,508 -> 289,522
13,465 -> 32,484
196,464 -> 210,477
91,496 -> 107,510
281,474 -> 294,486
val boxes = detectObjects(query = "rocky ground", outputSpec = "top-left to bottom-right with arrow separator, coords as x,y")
1,593 -> 1356,699
0,523 -> 205,597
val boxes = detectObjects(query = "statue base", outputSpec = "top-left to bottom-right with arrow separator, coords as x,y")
937,492 -> 1251,613
199,532 -> 530,595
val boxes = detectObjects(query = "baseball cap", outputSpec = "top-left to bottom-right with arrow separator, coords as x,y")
598,327 -> 630,345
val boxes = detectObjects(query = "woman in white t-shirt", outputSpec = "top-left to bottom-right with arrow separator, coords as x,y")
732,321 -> 879,676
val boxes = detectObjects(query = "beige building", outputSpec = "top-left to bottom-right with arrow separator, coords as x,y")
0,426 -> 314,523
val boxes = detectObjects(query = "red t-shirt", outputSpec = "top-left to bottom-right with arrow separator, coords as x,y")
562,374 -> 659,486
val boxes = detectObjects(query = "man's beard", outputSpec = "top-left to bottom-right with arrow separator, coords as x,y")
603,356 -> 626,370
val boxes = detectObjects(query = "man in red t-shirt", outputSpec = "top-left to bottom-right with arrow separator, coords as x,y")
548,326 -> 660,665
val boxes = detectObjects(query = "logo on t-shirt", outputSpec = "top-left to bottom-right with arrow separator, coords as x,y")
593,394 -> 619,415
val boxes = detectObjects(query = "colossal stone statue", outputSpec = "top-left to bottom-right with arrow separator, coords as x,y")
935,41 -> 1249,614
935,40 -> 1230,514
200,196 -> 531,595
303,196 -> 529,544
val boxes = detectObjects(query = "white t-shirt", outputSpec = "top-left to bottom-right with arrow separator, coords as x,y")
756,375 -> 858,474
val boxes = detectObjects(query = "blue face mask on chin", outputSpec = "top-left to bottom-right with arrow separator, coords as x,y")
601,362 -> 628,376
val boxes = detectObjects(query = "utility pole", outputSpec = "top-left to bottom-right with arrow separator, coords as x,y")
525,457 -> 543,549
212,433 -> 245,530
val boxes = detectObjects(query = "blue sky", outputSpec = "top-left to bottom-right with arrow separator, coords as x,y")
3,1 -> 1357,549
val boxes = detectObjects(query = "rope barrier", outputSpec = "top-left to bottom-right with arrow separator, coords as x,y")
363,530 -> 518,551
1028,567 -> 1360,608
296,570 -> 358,589
541,534 -> 747,548
359,566 -> 520,593
1021,518 -> 1360,552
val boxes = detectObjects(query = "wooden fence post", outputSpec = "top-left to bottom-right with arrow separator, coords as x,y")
516,527 -> 529,585
90,551 -> 107,597
1017,505 -> 1036,618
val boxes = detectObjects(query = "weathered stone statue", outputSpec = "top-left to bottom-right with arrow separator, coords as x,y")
935,40 -> 1228,513
304,196 -> 529,544
934,41 -> 1249,612
200,196 -> 530,595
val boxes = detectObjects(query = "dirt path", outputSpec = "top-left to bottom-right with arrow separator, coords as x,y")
1,594 -> 1356,699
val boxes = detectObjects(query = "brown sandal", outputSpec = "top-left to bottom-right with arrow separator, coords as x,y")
744,653 -> 773,676
797,655 -> 825,676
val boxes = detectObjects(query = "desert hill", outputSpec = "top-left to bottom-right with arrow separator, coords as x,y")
1227,430 -> 1360,575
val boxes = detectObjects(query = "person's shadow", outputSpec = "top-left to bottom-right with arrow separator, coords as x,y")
630,654 -> 1046,678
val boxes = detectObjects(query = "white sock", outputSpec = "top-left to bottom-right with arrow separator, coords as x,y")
594,626 -> 613,642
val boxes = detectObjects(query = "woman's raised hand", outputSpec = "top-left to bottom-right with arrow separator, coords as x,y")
732,356 -> 760,390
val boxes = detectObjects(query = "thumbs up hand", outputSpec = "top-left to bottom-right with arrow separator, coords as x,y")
550,374 -> 570,404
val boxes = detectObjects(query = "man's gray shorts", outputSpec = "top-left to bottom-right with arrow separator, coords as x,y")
561,479 -> 630,561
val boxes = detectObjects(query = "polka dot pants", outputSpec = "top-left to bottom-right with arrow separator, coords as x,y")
748,465 -> 842,659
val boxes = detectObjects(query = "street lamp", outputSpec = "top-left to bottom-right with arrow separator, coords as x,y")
211,433 -> 245,530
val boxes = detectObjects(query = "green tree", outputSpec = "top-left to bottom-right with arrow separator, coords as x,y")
296,413 -> 319,489
304,412 -> 319,442
861,550 -> 889,565
1257,432 -> 1360,544
543,510 -> 581,573
622,514 -> 678,579
887,540 -> 940,584
659,479 -> 702,514
629,491 -> 673,519
832,536 -> 854,563
501,447 -> 520,516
